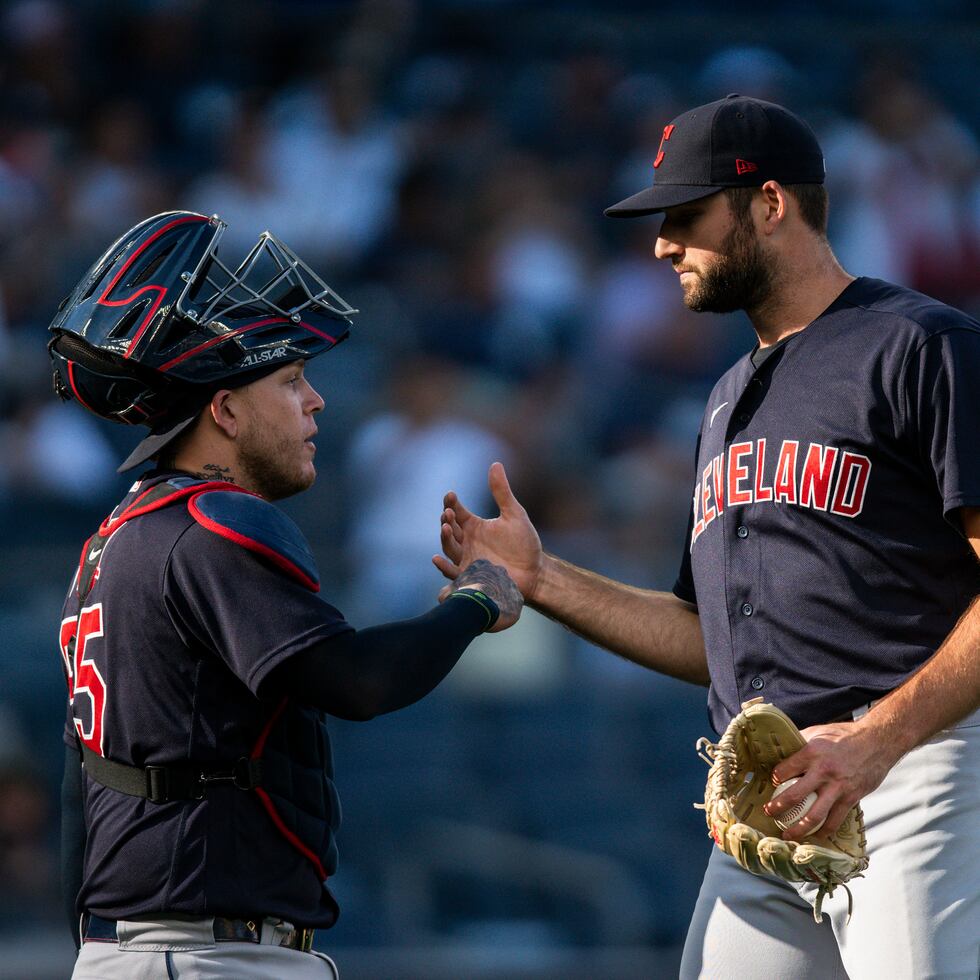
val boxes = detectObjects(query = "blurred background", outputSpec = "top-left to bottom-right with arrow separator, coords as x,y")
0,0 -> 977,977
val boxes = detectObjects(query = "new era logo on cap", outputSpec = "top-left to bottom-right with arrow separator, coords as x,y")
736,159 -> 758,175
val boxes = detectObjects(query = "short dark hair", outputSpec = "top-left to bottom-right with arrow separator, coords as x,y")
724,183 -> 828,236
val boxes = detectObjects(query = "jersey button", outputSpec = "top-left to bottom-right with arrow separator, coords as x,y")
738,412 -> 751,424
737,525 -> 749,538
750,676 -> 764,690
741,602 -> 754,616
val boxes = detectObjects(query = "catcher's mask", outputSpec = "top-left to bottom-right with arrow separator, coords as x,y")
48,211 -> 357,471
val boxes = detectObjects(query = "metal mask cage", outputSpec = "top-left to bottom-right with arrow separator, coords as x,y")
175,218 -> 359,328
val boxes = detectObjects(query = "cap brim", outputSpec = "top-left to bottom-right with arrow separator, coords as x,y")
117,413 -> 201,473
604,183 -> 724,217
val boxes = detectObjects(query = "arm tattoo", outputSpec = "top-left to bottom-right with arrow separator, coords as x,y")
454,558 -> 523,622
194,463 -> 236,483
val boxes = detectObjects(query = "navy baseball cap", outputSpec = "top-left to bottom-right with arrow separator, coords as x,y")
606,94 -> 825,217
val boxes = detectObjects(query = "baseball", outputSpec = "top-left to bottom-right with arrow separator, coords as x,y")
771,778 -> 824,835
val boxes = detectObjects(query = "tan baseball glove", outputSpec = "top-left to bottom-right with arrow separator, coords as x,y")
695,697 -> 869,923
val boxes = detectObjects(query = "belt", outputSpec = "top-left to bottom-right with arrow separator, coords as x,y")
828,699 -> 881,724
82,913 -> 315,952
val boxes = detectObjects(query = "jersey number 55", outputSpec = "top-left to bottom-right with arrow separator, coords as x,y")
60,604 -> 107,756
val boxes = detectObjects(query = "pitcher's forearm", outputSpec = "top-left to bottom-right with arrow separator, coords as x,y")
861,595 -> 980,759
529,554 -> 708,685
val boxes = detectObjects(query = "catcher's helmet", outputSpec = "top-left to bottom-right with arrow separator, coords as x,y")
49,211 -> 357,471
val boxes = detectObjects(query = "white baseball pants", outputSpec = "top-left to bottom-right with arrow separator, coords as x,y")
681,705 -> 980,979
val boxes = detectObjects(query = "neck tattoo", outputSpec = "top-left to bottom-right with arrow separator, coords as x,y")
195,463 -> 236,483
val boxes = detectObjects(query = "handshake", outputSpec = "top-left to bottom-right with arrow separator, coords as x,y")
433,461 -> 542,633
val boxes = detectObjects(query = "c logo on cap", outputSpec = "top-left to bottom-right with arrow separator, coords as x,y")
654,125 -> 675,169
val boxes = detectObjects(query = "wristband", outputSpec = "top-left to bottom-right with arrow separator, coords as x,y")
448,587 -> 500,631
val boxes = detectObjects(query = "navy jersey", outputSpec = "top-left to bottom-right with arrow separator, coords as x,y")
674,278 -> 980,733
60,472 -> 352,925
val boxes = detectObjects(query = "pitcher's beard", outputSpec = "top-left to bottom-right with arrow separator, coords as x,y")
682,220 -> 775,314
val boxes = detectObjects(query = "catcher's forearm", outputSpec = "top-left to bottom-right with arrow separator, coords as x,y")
529,554 -> 709,685
862,593 -> 980,759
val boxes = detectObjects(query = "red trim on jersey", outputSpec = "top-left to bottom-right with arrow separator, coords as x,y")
69,476 -> 330,874
250,697 -> 330,883
253,786 -> 330,883
158,318 -> 340,373
76,534 -> 94,595
187,492 -> 319,592
98,481 -> 247,537
59,616 -> 77,695
95,215 -> 209,359
252,696 -> 289,757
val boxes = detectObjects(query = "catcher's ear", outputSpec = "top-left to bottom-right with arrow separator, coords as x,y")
209,389 -> 238,436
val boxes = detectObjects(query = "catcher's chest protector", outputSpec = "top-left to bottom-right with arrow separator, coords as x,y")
70,477 -> 340,888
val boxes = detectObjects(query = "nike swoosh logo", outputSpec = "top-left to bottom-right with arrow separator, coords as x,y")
709,402 -> 729,428
88,546 -> 103,561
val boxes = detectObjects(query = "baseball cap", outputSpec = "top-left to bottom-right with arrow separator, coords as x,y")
605,94 -> 825,217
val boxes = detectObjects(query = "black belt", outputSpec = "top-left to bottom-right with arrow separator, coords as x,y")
82,913 -> 315,952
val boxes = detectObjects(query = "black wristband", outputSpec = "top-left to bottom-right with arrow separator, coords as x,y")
447,587 -> 501,631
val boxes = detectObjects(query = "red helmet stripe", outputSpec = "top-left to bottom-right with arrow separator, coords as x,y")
66,360 -> 97,413
158,318 -> 338,373
95,214 -> 209,360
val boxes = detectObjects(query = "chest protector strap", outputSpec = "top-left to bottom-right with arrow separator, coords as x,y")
73,477 -> 339,886
79,741 -> 263,804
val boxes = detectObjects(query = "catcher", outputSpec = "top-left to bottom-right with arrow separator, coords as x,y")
436,96 -> 980,979
52,212 -> 523,979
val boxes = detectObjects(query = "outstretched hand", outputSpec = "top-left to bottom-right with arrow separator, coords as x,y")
433,462 -> 543,603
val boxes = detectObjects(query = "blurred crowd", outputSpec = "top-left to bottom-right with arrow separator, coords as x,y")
1,0 -> 978,968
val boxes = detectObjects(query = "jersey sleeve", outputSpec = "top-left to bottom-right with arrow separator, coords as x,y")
164,522 -> 352,696
904,326 -> 980,520
672,431 -> 701,605
672,506 -> 697,605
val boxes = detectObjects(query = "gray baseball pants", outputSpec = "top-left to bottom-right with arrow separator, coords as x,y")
71,916 -> 339,979
680,705 -> 980,979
